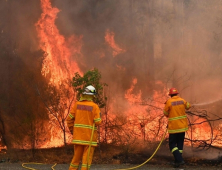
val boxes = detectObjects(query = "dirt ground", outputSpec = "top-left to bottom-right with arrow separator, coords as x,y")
0,143 -> 222,170
0,162 -> 222,170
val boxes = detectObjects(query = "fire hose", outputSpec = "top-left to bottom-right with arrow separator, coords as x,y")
87,123 -> 168,170
22,124 -> 167,170
112,129 -> 167,170
22,162 -> 57,170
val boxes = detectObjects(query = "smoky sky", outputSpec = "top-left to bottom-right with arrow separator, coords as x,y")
0,0 -> 41,49
51,0 -> 222,104
3,0 -> 222,105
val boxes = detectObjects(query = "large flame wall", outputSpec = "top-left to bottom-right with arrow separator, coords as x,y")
25,0 -> 222,148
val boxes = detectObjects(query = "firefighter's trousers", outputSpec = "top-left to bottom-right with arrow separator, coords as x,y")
169,132 -> 185,163
69,144 -> 95,170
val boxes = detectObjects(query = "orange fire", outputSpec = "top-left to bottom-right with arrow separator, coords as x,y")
123,79 -> 221,147
123,79 -> 167,142
36,0 -> 82,85
35,0 -> 83,148
34,0 -> 222,149
125,78 -> 142,103
187,117 -> 212,141
105,29 -> 125,57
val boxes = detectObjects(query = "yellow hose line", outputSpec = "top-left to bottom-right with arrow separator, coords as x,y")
87,122 -> 95,170
112,128 -> 168,170
22,162 -> 57,170
87,123 -> 168,170
22,126 -> 167,170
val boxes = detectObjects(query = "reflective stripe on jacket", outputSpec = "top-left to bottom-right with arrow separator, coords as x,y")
66,100 -> 102,146
163,96 -> 190,134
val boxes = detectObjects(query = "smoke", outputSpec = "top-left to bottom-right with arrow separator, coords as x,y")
184,146 -> 222,160
3,0 -> 222,105
48,1 -> 222,106
0,0 -> 41,52
48,1 -> 222,157
3,0 -> 222,151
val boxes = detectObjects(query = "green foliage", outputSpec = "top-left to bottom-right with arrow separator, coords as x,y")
72,68 -> 107,108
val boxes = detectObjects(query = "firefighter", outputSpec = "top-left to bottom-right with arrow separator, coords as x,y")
163,87 -> 190,168
66,85 -> 102,170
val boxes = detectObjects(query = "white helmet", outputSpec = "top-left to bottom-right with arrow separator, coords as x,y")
82,85 -> 96,95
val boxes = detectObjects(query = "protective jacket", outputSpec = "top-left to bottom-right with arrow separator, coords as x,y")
163,96 -> 190,134
66,100 -> 102,146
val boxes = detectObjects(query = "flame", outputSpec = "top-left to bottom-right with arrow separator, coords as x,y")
123,79 -> 167,142
125,78 -> 142,103
116,64 -> 126,71
36,0 -> 82,85
191,117 -> 211,140
123,79 -> 222,146
33,0 -> 222,149
105,29 -> 125,57
34,0 -> 83,148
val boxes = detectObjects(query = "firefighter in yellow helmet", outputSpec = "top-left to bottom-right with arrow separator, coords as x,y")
163,88 -> 190,168
66,85 -> 102,170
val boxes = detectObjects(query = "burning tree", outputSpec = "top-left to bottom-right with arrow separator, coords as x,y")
36,79 -> 75,147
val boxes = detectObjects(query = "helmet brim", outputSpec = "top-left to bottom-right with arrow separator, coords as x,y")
82,92 -> 96,95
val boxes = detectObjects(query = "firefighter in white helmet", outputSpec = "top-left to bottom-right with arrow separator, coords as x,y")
66,85 -> 102,170
163,88 -> 191,168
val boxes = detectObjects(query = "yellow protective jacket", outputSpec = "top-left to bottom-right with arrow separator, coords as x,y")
163,96 -> 190,134
66,100 -> 102,146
